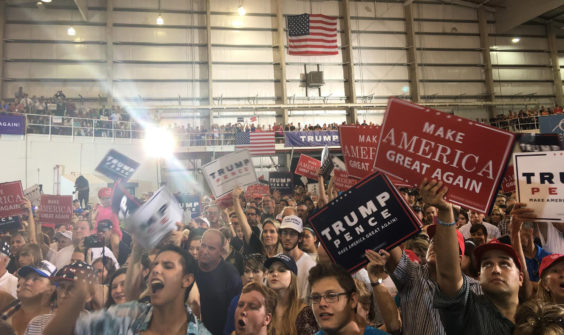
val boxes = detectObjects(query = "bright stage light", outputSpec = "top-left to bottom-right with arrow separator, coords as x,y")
41,0 -> 52,3
238,5 -> 246,16
511,37 -> 520,43
156,15 -> 164,25
144,126 -> 176,158
67,26 -> 76,36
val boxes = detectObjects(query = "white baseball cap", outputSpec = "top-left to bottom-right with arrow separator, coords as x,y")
280,215 -> 303,233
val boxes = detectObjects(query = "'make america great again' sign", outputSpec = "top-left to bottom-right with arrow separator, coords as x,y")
374,98 -> 515,214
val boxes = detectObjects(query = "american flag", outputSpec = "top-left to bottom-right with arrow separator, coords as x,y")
235,132 -> 275,156
287,13 -> 338,56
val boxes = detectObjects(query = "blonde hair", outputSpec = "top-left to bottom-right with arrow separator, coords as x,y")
268,272 -> 303,335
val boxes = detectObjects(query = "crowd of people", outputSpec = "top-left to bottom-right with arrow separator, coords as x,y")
0,164 -> 562,335
487,105 -> 563,131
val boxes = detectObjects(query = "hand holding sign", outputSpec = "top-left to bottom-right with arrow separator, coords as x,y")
365,249 -> 389,280
419,179 -> 450,211
509,203 -> 536,229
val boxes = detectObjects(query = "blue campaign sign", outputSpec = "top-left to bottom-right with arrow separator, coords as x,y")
269,172 -> 293,194
95,149 -> 140,182
309,172 -> 422,273
539,114 -> 564,136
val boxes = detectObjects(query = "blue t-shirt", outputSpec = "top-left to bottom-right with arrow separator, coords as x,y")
525,245 -> 552,282
315,326 -> 389,335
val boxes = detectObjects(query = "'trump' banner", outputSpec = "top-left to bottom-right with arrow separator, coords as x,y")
202,150 -> 257,198
374,98 -> 515,214
269,172 -> 293,194
309,172 -> 422,272
284,131 -> 340,147
539,114 -> 564,136
0,181 -> 24,217
0,115 -> 25,135
513,151 -> 564,222
295,154 -> 321,180
339,125 -> 380,179
39,195 -> 73,227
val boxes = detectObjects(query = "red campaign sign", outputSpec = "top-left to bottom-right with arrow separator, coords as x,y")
39,195 -> 73,227
0,181 -> 25,217
501,165 -> 516,193
333,169 -> 358,191
339,125 -> 381,179
295,154 -> 321,180
245,184 -> 270,200
374,98 -> 516,214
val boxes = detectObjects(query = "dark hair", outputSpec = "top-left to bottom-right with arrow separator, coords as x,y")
92,256 -> 117,285
156,244 -> 196,276
105,267 -> 128,308
308,262 -> 356,297
219,226 -> 233,241
241,282 -> 278,319
244,253 -> 266,272
470,224 -> 488,238
458,211 -> 469,222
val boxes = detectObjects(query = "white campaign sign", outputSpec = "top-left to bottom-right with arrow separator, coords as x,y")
202,150 -> 257,198
24,184 -> 41,207
125,187 -> 183,248
514,151 -> 564,222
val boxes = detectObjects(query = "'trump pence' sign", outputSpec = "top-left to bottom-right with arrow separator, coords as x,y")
374,98 -> 515,214
95,149 -> 140,182
309,172 -> 422,273
202,150 -> 257,198
513,151 -> 564,222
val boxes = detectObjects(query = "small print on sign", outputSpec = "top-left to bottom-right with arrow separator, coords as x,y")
0,181 -> 25,217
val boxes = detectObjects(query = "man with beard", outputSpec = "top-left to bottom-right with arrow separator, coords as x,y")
44,244 -> 211,335
260,195 -> 275,223
279,215 -> 316,300
233,282 -> 277,335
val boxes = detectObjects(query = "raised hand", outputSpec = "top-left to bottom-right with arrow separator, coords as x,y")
419,178 -> 450,211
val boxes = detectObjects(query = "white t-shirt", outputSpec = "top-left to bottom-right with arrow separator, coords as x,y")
295,252 -> 316,301
0,270 -> 18,298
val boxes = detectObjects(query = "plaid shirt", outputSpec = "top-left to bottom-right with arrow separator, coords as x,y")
75,301 -> 210,335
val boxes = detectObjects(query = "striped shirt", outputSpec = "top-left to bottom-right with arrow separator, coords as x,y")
25,313 -> 53,335
391,251 -> 483,335
434,275 -> 514,335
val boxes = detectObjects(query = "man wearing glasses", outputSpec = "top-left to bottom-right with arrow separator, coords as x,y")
308,262 -> 388,335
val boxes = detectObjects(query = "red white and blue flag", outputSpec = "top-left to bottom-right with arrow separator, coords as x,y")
235,132 -> 275,156
287,13 -> 338,56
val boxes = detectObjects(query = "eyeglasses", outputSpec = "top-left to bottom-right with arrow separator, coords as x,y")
308,292 -> 349,304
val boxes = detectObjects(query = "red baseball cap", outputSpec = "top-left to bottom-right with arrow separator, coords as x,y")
538,254 -> 564,278
473,239 -> 522,271
426,224 -> 465,255
404,249 -> 420,264
98,187 -> 112,198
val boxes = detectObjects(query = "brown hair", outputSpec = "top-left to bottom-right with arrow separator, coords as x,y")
241,282 -> 278,334
514,300 -> 564,335
267,270 -> 302,335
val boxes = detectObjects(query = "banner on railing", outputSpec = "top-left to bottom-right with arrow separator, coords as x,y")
0,115 -> 25,135
284,131 -> 340,147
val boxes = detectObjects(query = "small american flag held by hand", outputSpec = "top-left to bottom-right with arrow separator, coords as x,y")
287,13 -> 338,56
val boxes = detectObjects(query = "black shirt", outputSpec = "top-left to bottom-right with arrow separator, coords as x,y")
434,276 -> 514,335
195,259 -> 242,335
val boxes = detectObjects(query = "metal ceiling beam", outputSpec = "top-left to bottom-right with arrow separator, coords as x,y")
73,0 -> 88,21
495,0 -> 562,33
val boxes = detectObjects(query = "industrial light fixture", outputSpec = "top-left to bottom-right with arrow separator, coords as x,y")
511,37 -> 520,43
238,5 -> 246,16
156,0 -> 164,25
67,26 -> 76,36
41,0 -> 52,3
